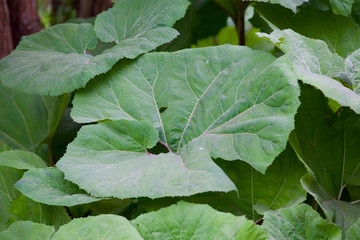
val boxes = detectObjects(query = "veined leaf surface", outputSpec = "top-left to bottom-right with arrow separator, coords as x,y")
57,120 -> 236,199
132,201 -> 267,240
0,85 -> 67,150
0,0 -> 189,96
71,45 -> 300,173
259,29 -> 360,114
15,168 -> 101,207
263,204 -> 342,240
301,174 -> 360,230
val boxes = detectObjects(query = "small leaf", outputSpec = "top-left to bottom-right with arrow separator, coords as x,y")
0,150 -> 47,169
132,201 -> 267,240
51,215 -> 142,240
263,204 -> 342,240
0,221 -> 54,240
15,168 -> 101,207
330,0 -> 354,16
345,48 -> 360,94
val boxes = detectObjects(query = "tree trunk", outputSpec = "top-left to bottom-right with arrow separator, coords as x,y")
0,0 -> 13,58
6,0 -> 42,47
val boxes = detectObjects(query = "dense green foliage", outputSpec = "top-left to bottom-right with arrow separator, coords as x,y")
1,0 -> 360,239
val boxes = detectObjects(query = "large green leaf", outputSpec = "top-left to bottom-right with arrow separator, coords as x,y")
0,0 -> 189,96
0,221 -> 54,240
0,150 -> 47,169
254,3 -> 360,57
259,29 -> 360,114
8,194 -> 70,229
0,85 -> 68,150
263,204 -> 342,240
14,168 -> 101,207
51,215 -> 142,240
301,174 -> 360,230
139,144 -> 306,221
71,45 -> 300,173
346,219 -> 360,239
132,201 -> 267,240
290,84 -> 360,198
0,167 -> 22,231
345,48 -> 360,94
57,119 -> 235,199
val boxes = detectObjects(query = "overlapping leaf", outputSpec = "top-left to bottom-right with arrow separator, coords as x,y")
0,221 -> 55,240
254,4 -> 360,57
290,84 -> 360,198
139,144 -> 307,221
301,174 -> 360,230
132,201 -> 267,240
51,215 -> 142,240
263,204 -> 342,240
15,168 -> 101,207
259,29 -> 360,114
0,150 -> 47,169
71,45 -> 300,172
0,167 -> 22,231
57,119 -> 236,199
345,48 -> 360,94
0,0 -> 190,95
0,85 -> 67,150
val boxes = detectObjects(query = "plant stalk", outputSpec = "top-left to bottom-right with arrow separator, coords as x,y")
235,0 -> 247,46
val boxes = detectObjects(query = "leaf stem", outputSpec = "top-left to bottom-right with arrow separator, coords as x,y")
158,140 -> 172,153
47,140 -> 54,166
235,0 -> 248,46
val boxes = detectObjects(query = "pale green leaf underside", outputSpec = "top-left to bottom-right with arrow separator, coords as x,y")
51,215 -> 142,240
346,219 -> 360,240
263,204 -> 341,240
0,85 -> 67,150
0,150 -> 47,169
301,174 -> 360,230
0,0 -> 189,96
57,120 -> 236,199
132,201 -> 268,240
259,29 -> 360,114
72,45 -> 300,173
15,168 -> 101,207
0,221 -> 54,240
